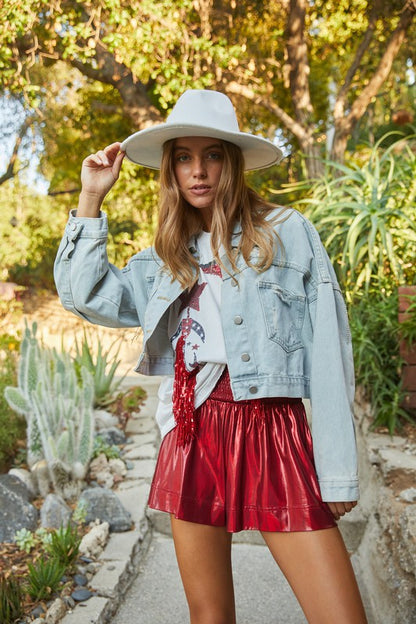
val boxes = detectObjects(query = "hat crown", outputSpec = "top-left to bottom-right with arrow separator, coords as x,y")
167,90 -> 240,133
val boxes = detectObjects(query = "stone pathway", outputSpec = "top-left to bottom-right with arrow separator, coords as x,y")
59,373 -> 161,623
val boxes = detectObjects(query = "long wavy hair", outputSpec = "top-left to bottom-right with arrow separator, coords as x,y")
154,139 -> 288,289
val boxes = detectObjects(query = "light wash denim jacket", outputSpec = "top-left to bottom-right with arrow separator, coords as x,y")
54,207 -> 359,502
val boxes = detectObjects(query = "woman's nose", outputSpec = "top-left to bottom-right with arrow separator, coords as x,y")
192,157 -> 207,177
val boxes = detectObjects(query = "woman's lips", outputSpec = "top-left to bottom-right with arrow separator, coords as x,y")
190,185 -> 211,195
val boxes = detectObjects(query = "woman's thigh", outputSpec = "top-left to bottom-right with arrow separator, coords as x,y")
170,516 -> 236,624
261,526 -> 368,624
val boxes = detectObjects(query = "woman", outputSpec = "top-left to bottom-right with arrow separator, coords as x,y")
54,89 -> 368,623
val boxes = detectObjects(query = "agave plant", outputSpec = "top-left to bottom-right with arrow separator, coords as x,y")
289,132 -> 416,297
73,329 -> 124,407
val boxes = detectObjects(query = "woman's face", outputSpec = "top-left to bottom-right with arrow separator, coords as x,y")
172,136 -> 224,230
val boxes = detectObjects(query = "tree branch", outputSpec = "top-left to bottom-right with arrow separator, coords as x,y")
334,4 -> 379,119
226,81 -> 309,142
336,1 -> 416,138
0,116 -> 35,186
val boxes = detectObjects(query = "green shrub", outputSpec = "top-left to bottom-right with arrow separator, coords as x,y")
0,333 -> 25,470
26,557 -> 67,601
0,574 -> 24,624
349,292 -> 414,432
287,133 -> 416,297
45,524 -> 81,567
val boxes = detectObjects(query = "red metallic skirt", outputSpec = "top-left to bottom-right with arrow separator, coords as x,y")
148,370 -> 336,533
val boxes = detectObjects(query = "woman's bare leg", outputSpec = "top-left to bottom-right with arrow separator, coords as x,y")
171,516 -> 236,624
261,526 -> 368,624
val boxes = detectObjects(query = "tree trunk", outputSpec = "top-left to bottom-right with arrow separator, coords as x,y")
331,0 -> 416,163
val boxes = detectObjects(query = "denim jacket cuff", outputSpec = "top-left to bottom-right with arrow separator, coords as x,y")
319,479 -> 360,502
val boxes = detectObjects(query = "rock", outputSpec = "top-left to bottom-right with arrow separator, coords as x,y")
71,588 -> 93,602
108,458 -> 127,478
79,487 -> 132,532
79,521 -> 110,558
89,454 -> 114,488
40,493 -> 72,529
45,597 -> 67,624
0,475 -> 38,542
94,409 -> 119,430
0,473 -> 30,500
31,605 -> 46,618
399,488 -> 416,503
98,426 -> 127,445
8,468 -> 38,499
73,573 -> 88,586
63,595 -> 76,609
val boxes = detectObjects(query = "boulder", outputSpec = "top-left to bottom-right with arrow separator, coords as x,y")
0,474 -> 38,542
78,487 -> 132,532
40,493 -> 72,529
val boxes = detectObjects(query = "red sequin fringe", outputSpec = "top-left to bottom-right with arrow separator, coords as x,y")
172,333 -> 199,446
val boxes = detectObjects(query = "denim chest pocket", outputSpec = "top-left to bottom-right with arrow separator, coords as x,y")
258,281 -> 306,352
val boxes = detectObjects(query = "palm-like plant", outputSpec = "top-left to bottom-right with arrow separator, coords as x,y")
292,133 -> 416,297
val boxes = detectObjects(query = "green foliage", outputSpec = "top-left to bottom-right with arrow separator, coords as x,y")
0,574 -> 24,624
14,526 -> 53,554
349,292 -> 414,433
290,133 -> 416,297
0,180 -> 68,289
73,330 -> 123,407
45,524 -> 81,567
92,435 -> 121,460
14,527 -> 37,553
0,332 -> 24,470
26,557 -> 66,601
72,499 -> 88,524
108,384 -> 147,430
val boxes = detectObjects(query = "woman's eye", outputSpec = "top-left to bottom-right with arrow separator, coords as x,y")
176,154 -> 190,162
208,152 -> 222,160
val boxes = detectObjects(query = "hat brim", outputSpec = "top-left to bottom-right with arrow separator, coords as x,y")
120,124 -> 283,171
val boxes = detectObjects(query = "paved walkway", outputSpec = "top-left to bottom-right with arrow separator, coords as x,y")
112,531 -> 307,624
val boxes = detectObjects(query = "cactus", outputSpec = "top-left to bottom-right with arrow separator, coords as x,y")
4,322 -> 43,467
4,323 -> 95,500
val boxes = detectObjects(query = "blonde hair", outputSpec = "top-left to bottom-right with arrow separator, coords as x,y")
154,139 -> 288,289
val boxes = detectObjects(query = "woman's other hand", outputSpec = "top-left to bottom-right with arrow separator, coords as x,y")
327,501 -> 357,521
77,142 -> 125,217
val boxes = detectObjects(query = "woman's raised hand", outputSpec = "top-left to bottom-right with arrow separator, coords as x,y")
77,142 -> 125,217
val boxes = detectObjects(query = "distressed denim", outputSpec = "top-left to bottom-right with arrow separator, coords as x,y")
54,208 -> 359,502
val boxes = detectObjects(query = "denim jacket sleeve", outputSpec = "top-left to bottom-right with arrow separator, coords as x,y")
54,211 -> 142,328
304,219 -> 359,502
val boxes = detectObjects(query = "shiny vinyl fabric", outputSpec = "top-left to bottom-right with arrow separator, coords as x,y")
148,371 -> 336,533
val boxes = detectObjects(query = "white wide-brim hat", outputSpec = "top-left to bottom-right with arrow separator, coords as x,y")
121,90 -> 283,171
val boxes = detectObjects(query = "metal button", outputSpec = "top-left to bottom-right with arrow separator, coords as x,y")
234,315 -> 243,325
70,223 -> 77,231
249,386 -> 258,394
241,353 -> 250,362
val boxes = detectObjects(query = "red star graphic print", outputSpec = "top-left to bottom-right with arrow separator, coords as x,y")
200,261 -> 222,278
178,282 -> 207,313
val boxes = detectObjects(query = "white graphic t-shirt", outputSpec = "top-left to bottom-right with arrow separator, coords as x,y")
155,231 -> 227,437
